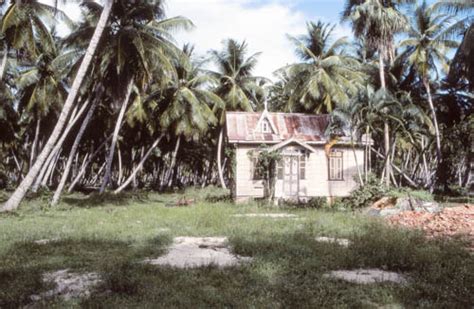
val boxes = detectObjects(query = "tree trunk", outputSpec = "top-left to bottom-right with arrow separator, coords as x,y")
100,79 -> 134,193
166,135 -> 181,187
1,0 -> 113,212
117,144 -> 123,185
371,147 -> 418,187
379,48 -> 391,187
423,78 -> 442,163
217,127 -> 227,189
51,98 -> 99,206
0,45 -> 8,80
115,134 -> 164,194
30,118 -> 41,169
68,136 -> 111,193
32,101 -> 88,192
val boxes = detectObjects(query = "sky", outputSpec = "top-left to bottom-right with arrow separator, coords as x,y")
40,0 -> 352,80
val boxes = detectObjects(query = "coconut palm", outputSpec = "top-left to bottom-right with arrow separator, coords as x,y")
282,21 -> 365,113
2,0 -> 112,212
96,1 -> 192,193
115,45 -> 222,192
210,39 -> 266,189
342,0 -> 413,186
400,1 -> 460,162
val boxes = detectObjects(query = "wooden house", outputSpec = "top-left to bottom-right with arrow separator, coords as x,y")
226,110 -> 369,202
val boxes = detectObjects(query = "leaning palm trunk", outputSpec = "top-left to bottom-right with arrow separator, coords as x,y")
166,135 -> 181,187
217,127 -> 227,189
114,134 -> 164,194
379,48 -> 391,187
68,136 -> 111,193
423,78 -> 442,163
0,45 -> 8,80
2,0 -> 113,212
100,79 -> 134,193
51,99 -> 99,206
30,118 -> 41,169
32,101 -> 88,192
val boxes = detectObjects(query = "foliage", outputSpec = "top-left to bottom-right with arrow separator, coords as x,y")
344,174 -> 388,209
248,146 -> 282,201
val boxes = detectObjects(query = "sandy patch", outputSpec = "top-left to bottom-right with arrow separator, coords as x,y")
315,236 -> 351,247
324,269 -> 407,284
30,269 -> 102,302
34,238 -> 60,245
233,213 -> 298,218
144,237 -> 252,268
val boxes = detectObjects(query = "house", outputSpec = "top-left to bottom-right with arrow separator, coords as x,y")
226,109 -> 369,202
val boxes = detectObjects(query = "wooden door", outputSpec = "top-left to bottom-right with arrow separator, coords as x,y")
283,156 -> 299,197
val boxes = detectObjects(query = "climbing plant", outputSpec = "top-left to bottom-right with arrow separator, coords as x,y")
249,145 -> 282,201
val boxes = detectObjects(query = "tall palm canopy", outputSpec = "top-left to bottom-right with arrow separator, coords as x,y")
210,39 -> 265,115
281,21 -> 365,113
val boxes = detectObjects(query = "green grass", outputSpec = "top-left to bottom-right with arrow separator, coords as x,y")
0,187 -> 473,308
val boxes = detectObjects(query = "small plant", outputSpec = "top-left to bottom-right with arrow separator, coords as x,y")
344,174 -> 388,209
249,146 -> 282,202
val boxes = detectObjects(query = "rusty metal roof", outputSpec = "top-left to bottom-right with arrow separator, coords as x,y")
226,112 -> 330,143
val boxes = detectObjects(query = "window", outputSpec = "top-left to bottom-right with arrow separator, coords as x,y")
261,119 -> 271,133
277,160 -> 284,180
328,151 -> 343,180
299,156 -> 306,180
251,158 -> 263,180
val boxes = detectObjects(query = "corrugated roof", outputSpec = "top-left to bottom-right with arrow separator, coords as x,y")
226,112 -> 330,143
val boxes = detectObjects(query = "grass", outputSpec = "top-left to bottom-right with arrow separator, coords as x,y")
0,187 -> 473,308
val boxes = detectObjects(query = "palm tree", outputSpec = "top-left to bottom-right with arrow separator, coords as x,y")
143,45 -> 222,189
282,21 -> 365,113
96,1 -> 192,193
2,0 -> 113,212
210,39 -> 265,189
342,0 -> 413,186
400,1 -> 460,163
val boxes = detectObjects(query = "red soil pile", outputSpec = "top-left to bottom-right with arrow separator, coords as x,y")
386,204 -> 474,249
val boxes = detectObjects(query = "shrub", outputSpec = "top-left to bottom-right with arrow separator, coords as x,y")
344,174 -> 388,209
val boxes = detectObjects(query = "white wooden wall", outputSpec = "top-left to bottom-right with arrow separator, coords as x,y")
234,144 -> 364,201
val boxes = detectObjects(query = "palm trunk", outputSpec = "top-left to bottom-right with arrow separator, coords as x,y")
100,78 -> 134,193
115,134 -> 164,194
423,78 -> 442,163
166,135 -> 181,187
30,118 -> 41,169
32,101 -> 88,192
68,136 -> 111,193
379,48 -> 391,187
51,98 -> 99,206
0,45 -> 8,80
117,144 -> 123,185
217,127 -> 227,189
2,0 -> 113,212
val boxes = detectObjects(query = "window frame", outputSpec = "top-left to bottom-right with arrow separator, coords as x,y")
261,119 -> 271,133
328,150 -> 344,181
299,155 -> 306,180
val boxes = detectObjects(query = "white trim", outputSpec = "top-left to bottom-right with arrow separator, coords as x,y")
268,138 -> 317,153
254,110 -> 278,134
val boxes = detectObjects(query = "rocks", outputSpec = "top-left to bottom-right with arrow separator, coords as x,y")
144,237 -> 252,268
232,213 -> 298,218
368,197 -> 440,217
30,269 -> 102,302
324,269 -> 407,284
315,236 -> 351,247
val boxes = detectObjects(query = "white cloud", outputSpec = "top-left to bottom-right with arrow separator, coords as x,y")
166,0 -> 306,80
